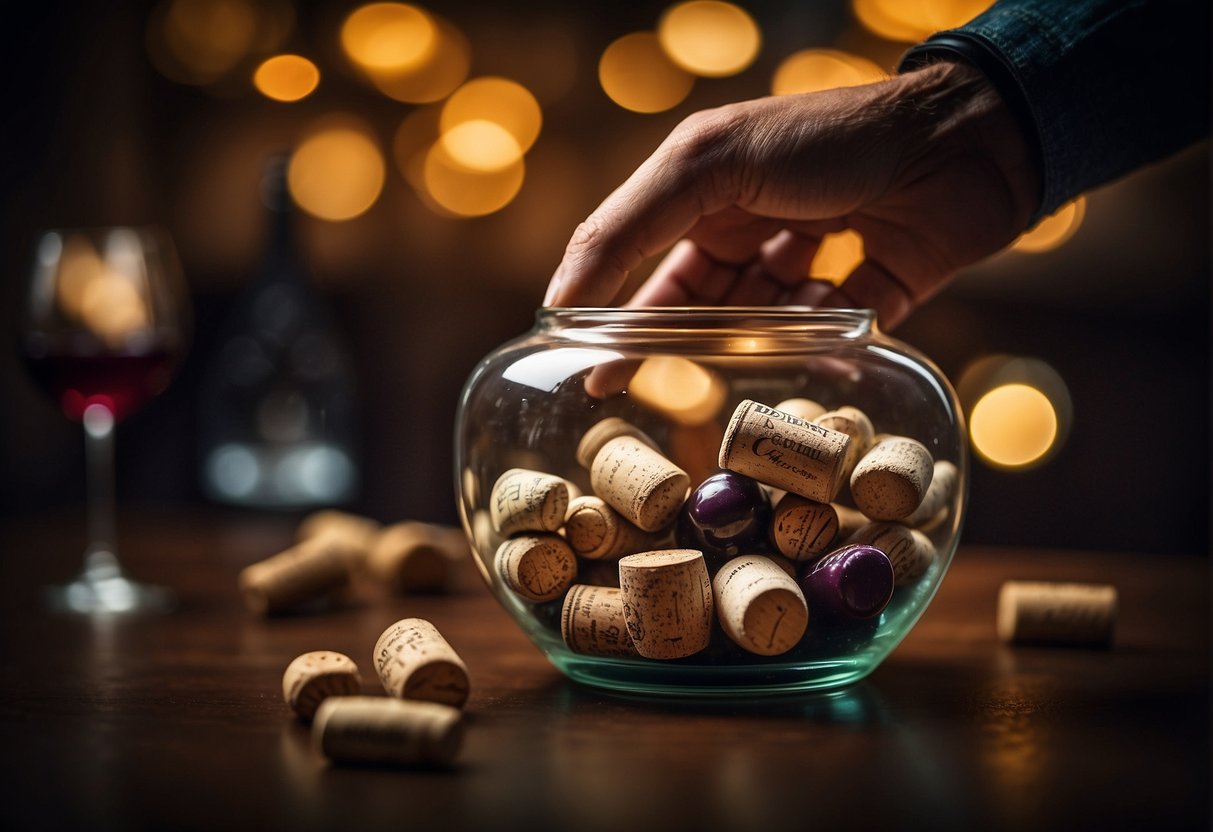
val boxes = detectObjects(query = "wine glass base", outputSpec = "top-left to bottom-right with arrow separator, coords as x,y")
46,575 -> 176,615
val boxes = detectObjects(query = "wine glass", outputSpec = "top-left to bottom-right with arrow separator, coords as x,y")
19,227 -> 190,614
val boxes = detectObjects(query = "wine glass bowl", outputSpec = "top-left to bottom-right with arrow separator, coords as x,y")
20,226 -> 190,613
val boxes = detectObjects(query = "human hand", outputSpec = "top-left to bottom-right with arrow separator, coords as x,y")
544,60 -> 1040,330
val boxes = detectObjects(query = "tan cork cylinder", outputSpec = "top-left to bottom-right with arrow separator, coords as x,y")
850,436 -> 934,521
374,618 -> 470,708
312,697 -> 463,768
713,555 -> 809,656
618,550 -> 713,659
296,510 -> 382,565
775,397 -> 827,422
494,534 -> 578,601
561,584 -> 640,658
903,460 -> 959,530
490,468 -> 572,536
576,417 -> 659,469
590,436 -> 690,532
238,538 -> 353,615
849,521 -> 935,586
367,522 -> 455,593
832,503 -> 869,541
815,407 -> 875,480
282,651 -> 362,722
718,399 -> 851,503
997,581 -> 1118,647
769,493 -> 840,562
564,495 -> 662,560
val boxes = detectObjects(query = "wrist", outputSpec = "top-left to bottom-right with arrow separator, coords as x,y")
894,59 -> 1043,230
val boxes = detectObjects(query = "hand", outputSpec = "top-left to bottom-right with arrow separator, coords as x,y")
544,60 -> 1041,330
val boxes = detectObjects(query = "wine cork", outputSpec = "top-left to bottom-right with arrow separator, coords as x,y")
997,581 -> 1118,647
238,537 -> 354,615
718,399 -> 851,503
296,510 -> 382,565
775,397 -> 827,422
713,555 -> 809,656
490,468 -> 572,536
494,534 -> 577,601
618,550 -> 713,659
590,436 -> 690,532
564,496 -> 664,560
850,436 -> 934,521
367,521 -> 457,593
903,460 -> 959,529
768,493 -> 840,562
313,697 -> 463,768
282,651 -> 361,722
560,584 -> 640,658
848,522 -> 935,586
815,407 -> 875,480
374,618 -> 470,708
832,503 -> 869,542
576,417 -> 658,469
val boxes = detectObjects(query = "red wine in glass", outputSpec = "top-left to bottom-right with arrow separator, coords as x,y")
22,346 -> 177,423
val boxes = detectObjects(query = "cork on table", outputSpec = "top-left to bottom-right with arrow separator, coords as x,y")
0,507 -> 1207,831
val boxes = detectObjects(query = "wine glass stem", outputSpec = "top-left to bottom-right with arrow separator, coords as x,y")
83,404 -> 120,581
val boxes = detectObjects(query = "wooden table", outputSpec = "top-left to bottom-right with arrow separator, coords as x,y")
0,507 -> 1207,831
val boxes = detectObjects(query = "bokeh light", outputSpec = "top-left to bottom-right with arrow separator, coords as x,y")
252,54 -> 320,102
393,106 -> 443,192
852,0 -> 994,43
440,77 -> 542,155
970,384 -> 1058,468
364,15 -> 471,104
771,49 -> 885,95
288,120 -> 386,221
657,1 -> 762,77
1012,197 -> 1087,253
810,229 -> 865,285
599,32 -> 695,113
440,120 -> 523,172
628,356 -> 726,426
148,0 -> 259,85
340,3 -> 435,74
422,142 -> 526,217
958,355 -> 1072,469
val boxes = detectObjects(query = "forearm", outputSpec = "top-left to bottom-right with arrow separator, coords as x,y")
901,0 -> 1211,220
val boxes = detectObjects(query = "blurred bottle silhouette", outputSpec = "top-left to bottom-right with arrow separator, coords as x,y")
198,156 -> 360,509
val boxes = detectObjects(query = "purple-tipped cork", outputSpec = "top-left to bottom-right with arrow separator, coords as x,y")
801,543 -> 894,621
676,471 -> 771,560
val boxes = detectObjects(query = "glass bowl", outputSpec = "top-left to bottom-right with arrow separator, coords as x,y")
455,308 -> 967,697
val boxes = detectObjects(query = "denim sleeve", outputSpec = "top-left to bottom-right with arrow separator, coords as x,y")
900,0 -> 1211,220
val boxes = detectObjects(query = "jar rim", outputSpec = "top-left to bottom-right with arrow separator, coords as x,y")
538,306 -> 875,326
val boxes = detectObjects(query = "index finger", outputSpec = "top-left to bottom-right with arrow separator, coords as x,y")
543,122 -> 733,307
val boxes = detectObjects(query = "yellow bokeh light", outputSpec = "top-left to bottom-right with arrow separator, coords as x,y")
253,54 -> 320,102
288,122 -> 386,221
628,356 -> 726,426
811,229 -> 865,285
1013,197 -> 1087,254
657,1 -> 762,78
423,143 -> 525,217
341,3 -> 435,74
772,49 -> 885,95
440,77 -> 543,155
970,383 -> 1058,468
366,15 -> 470,104
440,120 -> 523,172
393,106 -> 443,191
599,32 -> 695,114
852,0 -> 994,43
80,271 -> 151,345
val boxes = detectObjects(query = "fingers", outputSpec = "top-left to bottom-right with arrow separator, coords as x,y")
818,258 -> 915,330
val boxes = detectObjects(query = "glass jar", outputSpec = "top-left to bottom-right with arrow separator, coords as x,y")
455,308 -> 967,697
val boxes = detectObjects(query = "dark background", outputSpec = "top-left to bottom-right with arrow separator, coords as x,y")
1,1 -> 1208,554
